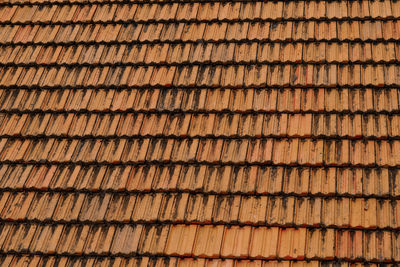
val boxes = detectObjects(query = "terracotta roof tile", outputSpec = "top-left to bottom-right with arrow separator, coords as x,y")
41,225 -> 376,260
2,0 -> 400,264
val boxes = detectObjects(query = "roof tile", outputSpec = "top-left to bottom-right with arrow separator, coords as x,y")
1,0 -> 400,264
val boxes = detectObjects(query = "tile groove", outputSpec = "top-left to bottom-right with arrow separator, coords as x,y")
1,61 -> 400,68
0,188 -> 399,200
1,110 -> 400,115
0,220 -> 399,231
0,251 -> 395,264
1,17 -> 400,26
0,161 -> 398,169
0,0 -> 392,6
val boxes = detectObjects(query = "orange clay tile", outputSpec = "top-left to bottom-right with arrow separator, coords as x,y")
164,224 -> 197,256
1,0 -> 400,265
221,226 -> 252,258
137,225 -> 169,255
193,225 -> 224,258
110,225 -> 143,255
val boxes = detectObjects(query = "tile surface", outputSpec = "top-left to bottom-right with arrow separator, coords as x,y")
0,0 -> 400,266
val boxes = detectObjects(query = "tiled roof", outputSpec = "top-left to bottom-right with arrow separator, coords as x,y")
1,0 -> 400,266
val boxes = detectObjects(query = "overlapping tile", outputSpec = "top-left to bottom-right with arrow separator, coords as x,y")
1,88 -> 400,113
1,1 -> 400,24
1,112 -> 400,139
3,137 -> 400,167
1,256 -> 398,267
3,191 -> 400,230
0,164 -> 398,198
2,20 -> 400,45
2,222 -> 400,261
2,42 -> 400,66
0,64 -> 399,88
1,0 -> 400,264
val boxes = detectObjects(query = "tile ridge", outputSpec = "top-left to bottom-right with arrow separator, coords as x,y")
0,135 -> 399,142
1,110 -> 400,116
0,160 -> 398,169
3,40 -> 400,46
0,188 -> 399,200
1,61 -> 400,68
1,16 -> 400,26
0,220 -> 399,231
0,249 -> 398,263
0,0 -> 392,7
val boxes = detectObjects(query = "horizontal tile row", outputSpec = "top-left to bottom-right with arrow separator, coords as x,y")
0,164 -> 396,197
1,88 -> 398,113
3,1 -> 400,24
2,20 -> 400,45
1,223 -> 399,261
1,42 -> 400,66
0,64 -> 399,88
2,113 -> 400,139
2,137 -> 400,166
2,0 -> 128,3
0,256 -> 383,267
1,191 -> 400,228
